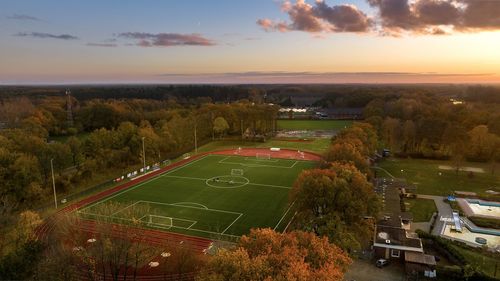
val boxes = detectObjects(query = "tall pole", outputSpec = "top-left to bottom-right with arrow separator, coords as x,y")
50,158 -> 58,209
142,137 -> 146,170
240,120 -> 244,140
194,123 -> 198,154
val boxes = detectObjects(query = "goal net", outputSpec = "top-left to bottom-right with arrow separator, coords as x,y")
231,169 -> 244,176
256,153 -> 271,160
146,215 -> 173,229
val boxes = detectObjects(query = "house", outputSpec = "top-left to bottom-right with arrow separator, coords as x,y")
373,178 -> 437,278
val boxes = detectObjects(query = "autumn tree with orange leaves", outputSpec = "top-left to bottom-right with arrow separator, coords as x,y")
197,228 -> 351,281
290,163 -> 380,253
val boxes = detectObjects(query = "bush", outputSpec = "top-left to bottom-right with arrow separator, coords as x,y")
437,265 -> 462,280
469,217 -> 500,230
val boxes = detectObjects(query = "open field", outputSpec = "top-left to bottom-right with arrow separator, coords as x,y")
376,158 -> 500,196
451,245 -> 500,278
277,120 -> 353,130
406,198 -> 437,222
77,154 -> 317,240
197,138 -> 330,154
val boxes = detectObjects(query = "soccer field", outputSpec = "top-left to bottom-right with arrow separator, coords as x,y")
77,154 -> 317,240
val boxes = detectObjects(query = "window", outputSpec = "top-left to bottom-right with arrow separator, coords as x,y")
391,249 -> 400,258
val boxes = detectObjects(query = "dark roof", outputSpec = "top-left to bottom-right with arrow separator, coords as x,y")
320,107 -> 364,115
405,252 -> 436,265
375,225 -> 422,249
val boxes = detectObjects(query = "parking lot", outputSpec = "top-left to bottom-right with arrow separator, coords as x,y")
344,259 -> 405,281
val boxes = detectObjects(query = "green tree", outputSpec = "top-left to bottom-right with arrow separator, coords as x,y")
291,164 -> 380,252
213,117 -> 230,139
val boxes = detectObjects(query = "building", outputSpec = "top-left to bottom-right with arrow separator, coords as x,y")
373,178 -> 437,278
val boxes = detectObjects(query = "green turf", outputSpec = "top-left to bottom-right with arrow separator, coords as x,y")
78,154 -> 317,240
451,245 -> 500,278
277,120 -> 353,130
376,158 -> 500,196
405,198 -> 437,222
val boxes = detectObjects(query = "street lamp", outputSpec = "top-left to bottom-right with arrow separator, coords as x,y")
50,158 -> 58,209
141,137 -> 146,170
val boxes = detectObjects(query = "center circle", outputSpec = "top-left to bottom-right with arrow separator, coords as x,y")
206,175 -> 249,188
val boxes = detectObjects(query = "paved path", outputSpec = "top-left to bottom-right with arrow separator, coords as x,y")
417,194 -> 452,235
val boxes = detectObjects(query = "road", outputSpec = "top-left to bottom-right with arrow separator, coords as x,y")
417,194 -> 452,235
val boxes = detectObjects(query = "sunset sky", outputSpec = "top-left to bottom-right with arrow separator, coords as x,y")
1,0 -> 500,84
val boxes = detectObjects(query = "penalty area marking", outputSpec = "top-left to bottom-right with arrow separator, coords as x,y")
77,200 -> 243,239
171,202 -> 209,210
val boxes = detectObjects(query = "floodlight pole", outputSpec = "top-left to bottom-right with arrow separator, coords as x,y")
142,137 -> 146,170
194,123 -> 198,154
50,158 -> 58,209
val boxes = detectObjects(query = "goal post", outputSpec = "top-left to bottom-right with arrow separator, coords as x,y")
146,215 -> 173,229
231,169 -> 244,176
256,153 -> 271,160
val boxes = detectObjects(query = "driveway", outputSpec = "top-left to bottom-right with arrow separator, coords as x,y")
417,194 -> 452,235
344,259 -> 405,281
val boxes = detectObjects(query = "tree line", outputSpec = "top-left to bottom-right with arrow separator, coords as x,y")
363,92 -> 500,166
0,97 -> 278,221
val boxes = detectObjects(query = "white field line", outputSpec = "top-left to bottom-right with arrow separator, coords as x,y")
163,175 -> 207,181
274,201 -> 295,230
222,213 -> 243,234
243,157 -> 280,163
79,155 -> 210,212
77,207 -> 241,239
171,202 -> 209,209
138,200 -> 243,215
219,157 -> 297,169
109,201 -> 142,217
163,175 -> 292,190
187,220 -> 197,229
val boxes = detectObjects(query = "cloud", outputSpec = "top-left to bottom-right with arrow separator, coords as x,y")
368,0 -> 500,34
14,32 -> 78,40
7,14 -> 42,21
260,0 -> 500,36
86,43 -> 117,47
118,32 -> 215,47
257,0 -> 372,33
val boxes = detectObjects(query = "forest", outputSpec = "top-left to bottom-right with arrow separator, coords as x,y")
0,84 -> 499,280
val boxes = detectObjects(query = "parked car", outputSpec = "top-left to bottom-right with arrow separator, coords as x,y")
376,259 -> 389,268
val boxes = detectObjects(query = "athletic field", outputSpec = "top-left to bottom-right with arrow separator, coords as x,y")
77,153 -> 317,240
277,119 -> 353,130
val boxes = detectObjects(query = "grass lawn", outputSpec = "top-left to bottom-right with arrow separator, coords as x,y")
78,154 -> 317,240
405,198 -> 437,222
277,120 -> 353,130
377,158 -> 500,197
197,138 -> 330,154
451,245 -> 500,278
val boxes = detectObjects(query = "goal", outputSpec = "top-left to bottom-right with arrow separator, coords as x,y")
146,215 -> 173,229
231,169 -> 244,176
256,153 -> 271,160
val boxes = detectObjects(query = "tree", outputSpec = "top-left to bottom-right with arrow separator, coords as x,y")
467,125 -> 497,161
197,228 -> 351,281
382,117 -> 401,151
213,117 -> 230,139
290,164 -> 380,252
324,141 -> 370,175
